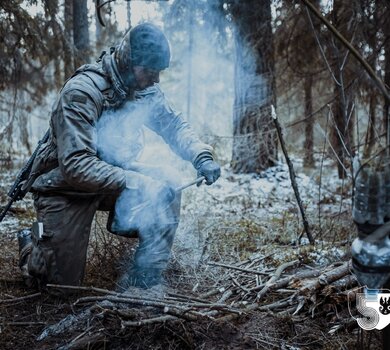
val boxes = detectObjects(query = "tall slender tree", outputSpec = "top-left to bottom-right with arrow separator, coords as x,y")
361,0 -> 382,158
73,0 -> 90,69
229,0 -> 277,173
302,0 -> 321,168
64,0 -> 74,80
382,3 -> 390,144
328,0 -> 357,178
303,75 -> 314,166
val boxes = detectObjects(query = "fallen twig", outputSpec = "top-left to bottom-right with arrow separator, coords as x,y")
208,261 -> 270,275
166,291 -> 211,304
256,260 -> 298,301
2,321 -> 46,326
122,315 -> 176,327
0,292 -> 41,304
47,284 -> 117,296
217,289 -> 233,303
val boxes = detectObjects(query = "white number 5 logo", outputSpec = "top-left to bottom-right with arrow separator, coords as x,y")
356,293 -> 380,330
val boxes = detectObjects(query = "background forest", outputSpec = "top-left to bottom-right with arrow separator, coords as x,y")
0,0 -> 390,349
1,0 -> 389,176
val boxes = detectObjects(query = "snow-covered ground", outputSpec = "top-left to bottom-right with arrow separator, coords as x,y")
175,157 -> 353,268
0,155 -> 354,274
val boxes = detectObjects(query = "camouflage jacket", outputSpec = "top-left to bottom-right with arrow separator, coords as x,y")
29,57 -> 212,195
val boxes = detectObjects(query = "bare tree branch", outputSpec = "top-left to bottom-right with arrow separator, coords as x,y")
272,106 -> 315,244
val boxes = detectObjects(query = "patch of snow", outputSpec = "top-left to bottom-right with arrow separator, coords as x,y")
175,158 -> 352,266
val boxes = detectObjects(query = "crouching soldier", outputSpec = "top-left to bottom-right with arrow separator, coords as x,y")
18,23 -> 220,291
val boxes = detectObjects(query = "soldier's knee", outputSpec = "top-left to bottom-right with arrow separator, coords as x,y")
27,244 -> 48,283
17,229 -> 36,289
18,223 -> 63,289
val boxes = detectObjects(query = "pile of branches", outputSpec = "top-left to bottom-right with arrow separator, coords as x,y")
205,258 -> 357,325
20,257 -> 358,348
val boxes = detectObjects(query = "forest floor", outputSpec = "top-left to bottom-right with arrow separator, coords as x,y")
0,156 -> 383,350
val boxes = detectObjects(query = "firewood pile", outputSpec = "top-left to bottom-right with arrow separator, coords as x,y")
23,257 -> 357,348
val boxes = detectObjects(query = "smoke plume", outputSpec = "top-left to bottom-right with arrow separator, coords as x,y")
96,85 -> 182,234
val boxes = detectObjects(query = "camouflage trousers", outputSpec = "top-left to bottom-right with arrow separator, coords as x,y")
26,191 -> 180,288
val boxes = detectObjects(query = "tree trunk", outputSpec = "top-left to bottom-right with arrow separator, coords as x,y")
64,0 -> 73,80
362,0 -> 380,159
330,0 -> 355,179
186,9 -> 194,123
127,0 -> 131,31
230,0 -> 277,174
19,110 -> 31,154
45,1 -> 62,88
383,6 -> 390,147
73,0 -> 90,69
363,95 -> 377,159
303,75 -> 314,167
332,84 -> 347,179
302,0 -> 319,168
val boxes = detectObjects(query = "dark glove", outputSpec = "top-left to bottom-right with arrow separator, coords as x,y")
194,152 -> 221,185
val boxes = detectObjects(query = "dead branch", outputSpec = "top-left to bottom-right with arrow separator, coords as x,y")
37,304 -> 101,341
162,306 -> 209,321
199,287 -> 226,299
217,289 -> 233,303
329,286 -> 361,304
208,261 -> 270,275
2,321 -> 46,326
0,292 -> 41,304
272,106 -> 314,244
74,294 -> 241,323
256,260 -> 298,301
294,261 -> 351,296
46,283 -> 117,296
257,297 -> 296,312
122,315 -> 176,327
166,291 -> 211,304
75,295 -> 183,308
321,275 -> 358,298
250,268 -> 321,293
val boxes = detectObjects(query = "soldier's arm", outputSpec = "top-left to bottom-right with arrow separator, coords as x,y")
143,89 -> 214,166
54,88 -> 148,192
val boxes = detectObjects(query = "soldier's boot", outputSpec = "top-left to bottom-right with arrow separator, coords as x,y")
117,267 -> 167,298
17,229 -> 35,287
122,267 -> 163,289
126,223 -> 177,287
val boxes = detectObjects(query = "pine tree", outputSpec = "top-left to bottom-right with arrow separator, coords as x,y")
229,0 -> 277,173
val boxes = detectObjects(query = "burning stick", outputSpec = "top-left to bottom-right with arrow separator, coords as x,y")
126,176 -> 206,215
175,176 -> 205,192
108,175 -> 208,235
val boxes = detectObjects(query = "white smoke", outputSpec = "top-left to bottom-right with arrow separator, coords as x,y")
96,86 -> 183,234
94,5 -> 236,281
96,86 -> 190,289
162,8 -> 235,164
97,99 -> 147,169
